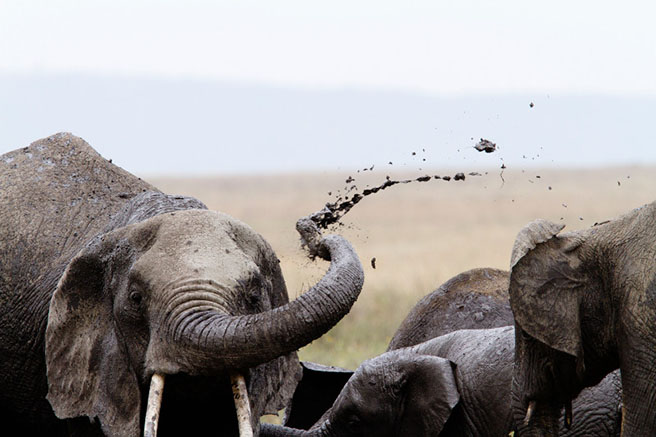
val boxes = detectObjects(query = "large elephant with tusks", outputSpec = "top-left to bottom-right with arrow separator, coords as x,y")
0,133 -> 364,436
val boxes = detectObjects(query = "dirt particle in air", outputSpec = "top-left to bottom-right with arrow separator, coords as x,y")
371,257 -> 376,269
529,102 -> 534,108
474,139 -> 497,153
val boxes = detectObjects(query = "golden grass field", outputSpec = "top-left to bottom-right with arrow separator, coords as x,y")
147,166 -> 656,370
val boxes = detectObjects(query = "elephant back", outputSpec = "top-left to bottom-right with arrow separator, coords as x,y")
388,267 -> 512,350
0,132 -> 156,289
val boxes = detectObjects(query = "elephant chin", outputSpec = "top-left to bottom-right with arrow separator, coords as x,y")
512,399 -> 561,436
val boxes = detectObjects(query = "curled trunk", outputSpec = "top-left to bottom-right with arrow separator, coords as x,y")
161,229 -> 364,374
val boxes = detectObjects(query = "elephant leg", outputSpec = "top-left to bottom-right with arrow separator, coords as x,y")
618,339 -> 656,434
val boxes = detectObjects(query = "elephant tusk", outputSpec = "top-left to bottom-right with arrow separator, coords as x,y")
523,400 -> 536,426
230,372 -> 254,437
144,372 -> 166,437
564,400 -> 573,429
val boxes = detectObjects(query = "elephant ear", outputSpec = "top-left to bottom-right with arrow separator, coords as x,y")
509,219 -> 587,358
399,356 -> 460,434
46,238 -> 141,437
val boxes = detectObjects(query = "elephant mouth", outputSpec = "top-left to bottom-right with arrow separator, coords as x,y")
522,397 -> 573,430
144,372 -> 249,437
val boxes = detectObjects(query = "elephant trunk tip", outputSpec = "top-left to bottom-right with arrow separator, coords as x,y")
296,215 -> 329,261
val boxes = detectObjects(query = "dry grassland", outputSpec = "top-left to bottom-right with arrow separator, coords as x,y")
147,166 -> 656,369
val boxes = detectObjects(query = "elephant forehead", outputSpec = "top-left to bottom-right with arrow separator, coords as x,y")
130,210 -> 262,285
356,355 -> 405,387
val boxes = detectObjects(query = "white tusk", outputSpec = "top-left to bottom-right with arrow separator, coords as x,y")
524,400 -> 537,426
564,400 -> 573,429
230,372 -> 254,437
144,373 -> 166,437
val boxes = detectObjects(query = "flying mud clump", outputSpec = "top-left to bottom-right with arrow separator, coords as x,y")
474,139 -> 497,153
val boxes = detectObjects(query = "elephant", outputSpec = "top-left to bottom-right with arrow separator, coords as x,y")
0,133 -> 365,436
281,267 -> 513,430
387,267 -> 512,350
508,213 -> 656,435
261,326 -> 623,436
271,268 -> 622,435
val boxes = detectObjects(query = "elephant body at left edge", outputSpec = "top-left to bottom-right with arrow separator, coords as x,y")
0,133 -> 364,436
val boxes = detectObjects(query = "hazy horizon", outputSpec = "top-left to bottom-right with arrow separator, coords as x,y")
2,73 -> 655,177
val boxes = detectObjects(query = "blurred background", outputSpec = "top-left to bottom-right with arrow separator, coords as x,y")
2,0 -> 656,367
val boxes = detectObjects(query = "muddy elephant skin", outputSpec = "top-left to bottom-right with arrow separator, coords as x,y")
261,327 -> 622,436
0,133 -> 364,436
509,214 -> 656,435
263,268 -> 621,437
387,267 -> 512,350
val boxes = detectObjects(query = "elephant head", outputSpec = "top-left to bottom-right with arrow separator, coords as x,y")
44,209 -> 364,436
509,208 -> 656,435
260,350 -> 460,437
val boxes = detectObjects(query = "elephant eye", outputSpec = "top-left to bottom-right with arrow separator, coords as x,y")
129,291 -> 143,305
346,415 -> 361,429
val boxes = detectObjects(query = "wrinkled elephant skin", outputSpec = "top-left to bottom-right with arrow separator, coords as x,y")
0,133 -> 364,436
262,327 -> 622,436
509,213 -> 656,435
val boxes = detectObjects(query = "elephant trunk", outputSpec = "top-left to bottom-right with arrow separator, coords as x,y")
259,422 -> 326,437
161,232 -> 364,374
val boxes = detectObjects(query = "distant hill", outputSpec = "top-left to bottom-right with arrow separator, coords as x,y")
1,73 -> 654,175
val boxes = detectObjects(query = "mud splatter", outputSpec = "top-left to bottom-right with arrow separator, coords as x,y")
306,171 -> 477,229
474,139 -> 497,153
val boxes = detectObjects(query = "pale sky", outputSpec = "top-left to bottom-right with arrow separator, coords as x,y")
1,1 -> 655,174
2,0 -> 655,95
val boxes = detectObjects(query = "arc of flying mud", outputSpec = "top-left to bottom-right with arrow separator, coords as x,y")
311,171 -> 477,230
313,141 -> 502,229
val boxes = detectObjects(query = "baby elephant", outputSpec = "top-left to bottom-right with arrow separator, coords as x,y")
261,326 -> 622,436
